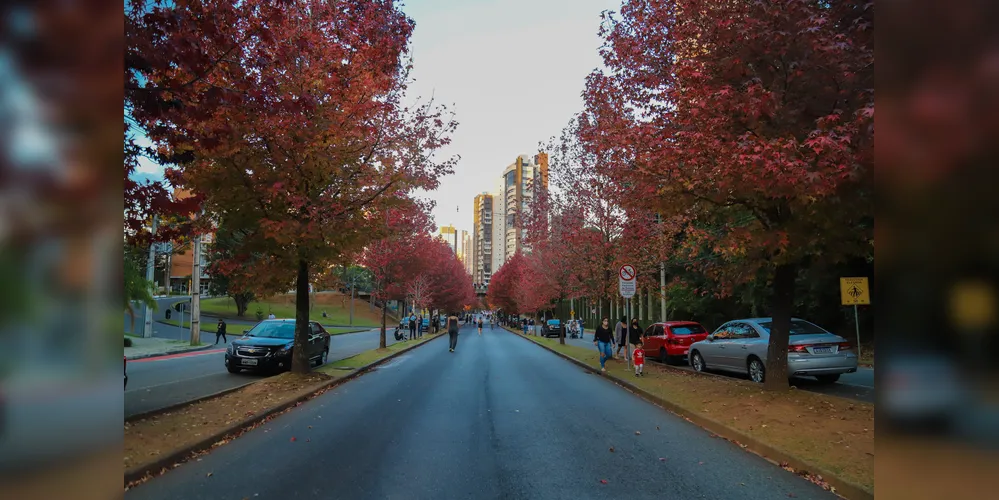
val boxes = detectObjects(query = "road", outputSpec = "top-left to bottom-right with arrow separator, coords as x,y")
125,326 -> 418,419
555,332 -> 874,403
126,325 -> 834,500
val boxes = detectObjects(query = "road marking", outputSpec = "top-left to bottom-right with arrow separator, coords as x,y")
129,348 -> 226,363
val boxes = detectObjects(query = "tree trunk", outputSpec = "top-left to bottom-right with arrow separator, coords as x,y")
763,262 -> 796,391
379,299 -> 387,349
291,258 -> 312,374
234,293 -> 250,317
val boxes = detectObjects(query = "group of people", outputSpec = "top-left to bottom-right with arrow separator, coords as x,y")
592,316 -> 646,376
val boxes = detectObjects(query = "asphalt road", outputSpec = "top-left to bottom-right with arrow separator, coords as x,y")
126,325 -> 835,500
125,327 -> 418,418
556,332 -> 875,403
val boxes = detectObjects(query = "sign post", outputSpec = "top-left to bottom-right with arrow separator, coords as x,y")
619,265 -> 637,368
839,277 -> 871,361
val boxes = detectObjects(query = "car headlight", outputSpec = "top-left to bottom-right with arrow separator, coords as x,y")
275,343 -> 293,355
226,344 -> 233,354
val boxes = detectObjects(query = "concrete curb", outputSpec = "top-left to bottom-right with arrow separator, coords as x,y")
125,344 -> 216,361
508,329 -> 873,500
123,333 -> 445,486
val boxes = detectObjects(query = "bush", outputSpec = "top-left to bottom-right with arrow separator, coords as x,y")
124,337 -> 133,347
255,308 -> 264,321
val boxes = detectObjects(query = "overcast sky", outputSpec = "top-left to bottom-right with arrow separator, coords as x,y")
132,0 -> 620,235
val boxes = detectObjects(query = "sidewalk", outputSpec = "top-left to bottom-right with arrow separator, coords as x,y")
124,336 -> 211,360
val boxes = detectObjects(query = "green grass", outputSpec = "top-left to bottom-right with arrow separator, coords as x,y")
316,334 -> 438,374
199,294 -> 381,327
158,318 -> 220,333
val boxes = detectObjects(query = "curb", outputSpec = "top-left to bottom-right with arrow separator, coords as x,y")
124,332 -> 445,485
125,344 -> 216,361
507,329 -> 873,500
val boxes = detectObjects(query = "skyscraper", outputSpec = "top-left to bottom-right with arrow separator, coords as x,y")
438,225 -> 470,269
492,152 -> 549,267
472,193 -> 493,285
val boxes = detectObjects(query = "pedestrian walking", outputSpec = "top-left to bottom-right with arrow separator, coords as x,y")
215,318 -> 227,345
447,312 -> 460,352
522,318 -> 528,335
629,318 -> 643,368
477,317 -> 483,335
614,316 -> 628,358
633,340 -> 646,377
408,314 -> 417,340
593,318 -> 614,373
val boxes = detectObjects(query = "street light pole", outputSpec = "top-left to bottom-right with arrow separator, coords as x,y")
143,214 -> 158,338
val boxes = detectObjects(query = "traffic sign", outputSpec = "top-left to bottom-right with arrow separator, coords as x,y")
840,277 -> 870,305
619,264 -> 636,299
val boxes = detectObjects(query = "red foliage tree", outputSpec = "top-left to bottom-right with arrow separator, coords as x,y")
129,0 -> 457,373
585,0 -> 873,389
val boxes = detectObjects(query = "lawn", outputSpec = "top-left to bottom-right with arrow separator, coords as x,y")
159,318 -> 370,336
200,292 -> 383,327
158,318 -> 220,333
521,333 -> 874,493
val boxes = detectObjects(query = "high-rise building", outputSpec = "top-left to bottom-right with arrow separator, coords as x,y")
438,225 -> 470,269
472,193 -> 494,285
492,152 -> 549,268
463,232 -> 473,276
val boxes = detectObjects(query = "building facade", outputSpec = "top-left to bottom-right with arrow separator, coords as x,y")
472,193 -> 494,285
492,153 -> 549,267
438,225 -> 470,270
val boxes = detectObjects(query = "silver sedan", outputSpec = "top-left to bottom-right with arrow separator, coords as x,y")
688,318 -> 858,384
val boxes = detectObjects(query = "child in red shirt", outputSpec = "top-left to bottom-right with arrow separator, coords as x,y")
633,341 -> 645,376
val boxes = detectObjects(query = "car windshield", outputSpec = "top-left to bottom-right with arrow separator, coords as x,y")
671,324 -> 706,335
756,320 -> 828,335
245,322 -> 296,339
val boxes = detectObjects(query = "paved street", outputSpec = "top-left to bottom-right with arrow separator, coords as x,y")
125,326 -> 417,419
126,325 -> 834,500
554,332 -> 874,403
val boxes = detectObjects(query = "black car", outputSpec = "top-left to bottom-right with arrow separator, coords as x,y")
225,319 -> 331,373
542,319 -> 563,338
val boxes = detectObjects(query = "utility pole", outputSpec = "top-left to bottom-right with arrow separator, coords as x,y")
190,229 -> 202,346
349,276 -> 355,325
143,214 -> 158,338
660,262 -> 667,322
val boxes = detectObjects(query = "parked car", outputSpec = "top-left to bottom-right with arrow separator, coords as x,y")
225,319 -> 331,373
688,318 -> 858,384
641,321 -> 710,364
542,319 -> 563,338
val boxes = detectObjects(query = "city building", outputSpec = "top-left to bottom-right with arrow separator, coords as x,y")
167,189 -> 213,295
472,193 -> 494,285
438,225 -> 470,269
492,152 -> 549,268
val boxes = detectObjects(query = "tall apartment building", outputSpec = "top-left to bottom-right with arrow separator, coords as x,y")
492,152 -> 549,269
438,225 -> 470,269
471,193 -> 494,285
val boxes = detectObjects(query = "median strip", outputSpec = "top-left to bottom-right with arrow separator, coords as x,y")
123,332 -> 443,488
508,329 -> 873,500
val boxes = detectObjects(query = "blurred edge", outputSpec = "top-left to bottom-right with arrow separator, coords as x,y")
877,0 -> 999,498
0,1 -> 122,500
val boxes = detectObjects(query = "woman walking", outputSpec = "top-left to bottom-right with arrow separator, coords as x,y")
593,318 -> 614,373
628,318 -> 643,368
447,312 -> 460,352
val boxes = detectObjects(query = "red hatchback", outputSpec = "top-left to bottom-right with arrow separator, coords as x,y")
641,321 -> 710,364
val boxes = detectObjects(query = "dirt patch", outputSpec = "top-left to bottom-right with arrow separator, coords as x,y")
877,437 -> 999,499
124,372 -> 334,473
526,335 -> 875,492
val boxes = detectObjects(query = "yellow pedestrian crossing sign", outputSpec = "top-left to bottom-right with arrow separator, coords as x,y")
840,277 -> 870,305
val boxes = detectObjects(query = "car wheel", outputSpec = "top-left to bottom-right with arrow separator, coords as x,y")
691,351 -> 705,372
659,347 -> 669,364
748,357 -> 766,383
815,374 -> 840,384
319,349 -> 329,366
227,365 -> 241,374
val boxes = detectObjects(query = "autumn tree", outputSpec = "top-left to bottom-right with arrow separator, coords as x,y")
130,0 -> 457,373
586,0 -> 873,389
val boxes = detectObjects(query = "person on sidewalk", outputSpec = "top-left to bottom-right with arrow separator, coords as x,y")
215,318 -> 228,345
629,318 -> 643,365
593,318 -> 614,373
633,340 -> 645,377
447,312 -> 460,352
408,315 -> 417,340
614,316 -> 627,358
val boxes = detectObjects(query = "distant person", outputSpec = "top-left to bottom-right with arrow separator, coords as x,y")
629,319 -> 643,368
408,315 -> 417,340
322,310 -> 328,318
447,312 -> 460,352
267,312 -> 276,320
477,317 -> 483,336
633,340 -> 645,377
615,316 -> 628,358
593,318 -> 614,373
215,318 -> 227,345
522,318 -> 528,335
418,315 -> 424,338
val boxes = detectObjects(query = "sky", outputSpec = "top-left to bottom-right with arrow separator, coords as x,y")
130,0 -> 620,235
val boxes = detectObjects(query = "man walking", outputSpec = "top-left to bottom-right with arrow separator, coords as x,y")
408,314 -> 417,340
215,318 -> 227,345
447,312 -> 460,352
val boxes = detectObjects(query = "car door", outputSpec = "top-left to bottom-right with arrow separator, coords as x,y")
642,325 -> 659,355
308,322 -> 324,359
726,323 -> 760,373
706,322 -> 741,371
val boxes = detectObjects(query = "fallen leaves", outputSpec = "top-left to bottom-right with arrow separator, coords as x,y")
599,479 -> 608,484
609,447 -> 615,453
634,431 -> 641,435
290,436 -> 297,442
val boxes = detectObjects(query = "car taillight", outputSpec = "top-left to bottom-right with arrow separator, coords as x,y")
667,338 -> 679,345
788,344 -> 810,353
838,342 -> 852,350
